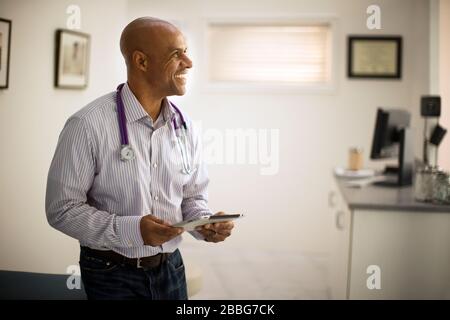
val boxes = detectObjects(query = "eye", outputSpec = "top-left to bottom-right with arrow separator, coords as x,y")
170,49 -> 187,60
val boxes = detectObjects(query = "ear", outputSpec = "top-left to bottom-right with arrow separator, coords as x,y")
132,50 -> 148,71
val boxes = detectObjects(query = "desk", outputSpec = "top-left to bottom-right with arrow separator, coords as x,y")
329,177 -> 450,299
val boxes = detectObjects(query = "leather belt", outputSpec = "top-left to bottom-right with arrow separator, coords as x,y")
81,246 -> 172,269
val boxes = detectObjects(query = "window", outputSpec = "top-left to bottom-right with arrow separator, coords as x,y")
207,23 -> 331,85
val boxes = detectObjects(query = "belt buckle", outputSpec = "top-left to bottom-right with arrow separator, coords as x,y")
136,257 -> 143,269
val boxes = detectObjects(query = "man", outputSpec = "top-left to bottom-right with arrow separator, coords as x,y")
45,17 -> 234,300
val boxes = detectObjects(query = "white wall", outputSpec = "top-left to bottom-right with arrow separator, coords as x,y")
427,0 -> 449,170
0,0 -> 127,273
0,0 -> 430,274
126,0 -> 430,252
438,0 -> 450,170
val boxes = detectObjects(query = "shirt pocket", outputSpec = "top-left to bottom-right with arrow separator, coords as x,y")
79,254 -> 120,273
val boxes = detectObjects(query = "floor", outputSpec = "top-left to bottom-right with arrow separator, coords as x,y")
180,242 -> 331,300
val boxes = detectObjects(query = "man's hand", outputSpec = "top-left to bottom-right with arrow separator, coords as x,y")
195,211 -> 235,243
140,215 -> 184,246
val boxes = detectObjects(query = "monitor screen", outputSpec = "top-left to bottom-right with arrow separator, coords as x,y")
370,108 -> 411,160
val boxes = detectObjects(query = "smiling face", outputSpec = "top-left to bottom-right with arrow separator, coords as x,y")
120,18 -> 194,99
158,29 -> 193,97
139,25 -> 193,98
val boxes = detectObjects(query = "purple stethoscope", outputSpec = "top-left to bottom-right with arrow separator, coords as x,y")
116,83 -> 192,174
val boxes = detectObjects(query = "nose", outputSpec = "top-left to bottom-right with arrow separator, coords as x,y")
183,54 -> 193,69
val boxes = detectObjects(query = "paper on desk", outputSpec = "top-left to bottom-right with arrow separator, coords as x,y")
343,175 -> 389,188
334,167 -> 376,179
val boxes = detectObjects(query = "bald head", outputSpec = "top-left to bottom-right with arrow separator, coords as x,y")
120,17 -> 178,68
119,16 -> 192,98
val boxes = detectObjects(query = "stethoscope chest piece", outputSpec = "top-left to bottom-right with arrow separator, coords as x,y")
120,145 -> 135,161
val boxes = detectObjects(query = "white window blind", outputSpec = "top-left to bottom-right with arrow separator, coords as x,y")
207,24 -> 331,84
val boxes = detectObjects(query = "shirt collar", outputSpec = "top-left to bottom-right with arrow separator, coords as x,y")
120,82 -> 176,124
161,98 -> 177,124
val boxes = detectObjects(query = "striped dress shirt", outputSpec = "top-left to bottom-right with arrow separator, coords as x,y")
45,83 -> 212,258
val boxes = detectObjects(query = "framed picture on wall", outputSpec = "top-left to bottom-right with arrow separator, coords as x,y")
348,36 -> 402,79
55,29 -> 90,89
0,18 -> 12,89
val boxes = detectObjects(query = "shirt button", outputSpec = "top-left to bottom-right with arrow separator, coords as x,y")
154,195 -> 159,201
153,163 -> 158,168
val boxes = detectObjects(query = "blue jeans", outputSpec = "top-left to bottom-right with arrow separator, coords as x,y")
79,247 -> 188,300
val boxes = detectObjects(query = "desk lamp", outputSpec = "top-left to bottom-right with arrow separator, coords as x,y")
421,96 -> 447,166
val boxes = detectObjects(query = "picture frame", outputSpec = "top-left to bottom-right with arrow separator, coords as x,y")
348,36 -> 402,79
0,18 -> 12,89
55,29 -> 90,89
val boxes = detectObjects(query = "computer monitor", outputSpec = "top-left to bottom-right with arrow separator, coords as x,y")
370,108 -> 413,186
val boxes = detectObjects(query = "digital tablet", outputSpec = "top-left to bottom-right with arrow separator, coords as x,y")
172,214 -> 244,231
